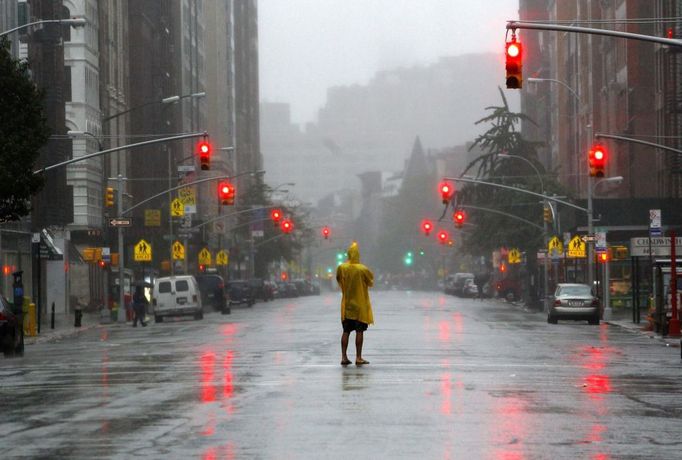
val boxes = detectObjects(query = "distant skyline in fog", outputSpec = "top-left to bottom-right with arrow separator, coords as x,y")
259,0 -> 520,125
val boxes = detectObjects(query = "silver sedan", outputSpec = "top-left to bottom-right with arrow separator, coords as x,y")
547,283 -> 601,325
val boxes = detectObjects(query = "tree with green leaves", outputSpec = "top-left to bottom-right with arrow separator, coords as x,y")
0,37 -> 49,222
456,88 -> 567,255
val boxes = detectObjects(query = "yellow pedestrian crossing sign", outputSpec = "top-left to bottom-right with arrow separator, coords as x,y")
548,236 -> 563,257
171,198 -> 184,217
198,247 -> 212,266
216,250 -> 229,266
172,241 -> 185,261
567,235 -> 586,258
508,248 -> 522,264
134,239 -> 152,262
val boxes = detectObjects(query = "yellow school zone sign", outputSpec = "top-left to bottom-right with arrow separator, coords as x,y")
171,198 -> 184,217
198,247 -> 212,266
567,235 -> 586,258
134,239 -> 152,262
216,250 -> 229,266
508,248 -> 522,264
548,236 -> 563,257
172,241 -> 185,261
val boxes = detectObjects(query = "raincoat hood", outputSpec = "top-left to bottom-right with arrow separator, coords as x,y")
347,242 -> 360,263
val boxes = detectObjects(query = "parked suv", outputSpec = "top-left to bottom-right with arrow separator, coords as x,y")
196,273 -> 229,314
152,275 -> 203,322
227,280 -> 255,306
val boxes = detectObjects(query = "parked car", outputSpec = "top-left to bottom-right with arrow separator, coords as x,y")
152,275 -> 204,322
496,277 -> 523,302
264,281 -> 279,299
0,296 -> 23,357
195,273 -> 229,314
448,273 -> 475,297
249,278 -> 274,301
284,282 -> 300,298
227,280 -> 255,306
548,283 -> 601,325
462,278 -> 479,298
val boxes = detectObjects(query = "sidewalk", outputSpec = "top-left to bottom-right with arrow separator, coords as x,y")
23,309 -> 115,345
499,297 -> 682,347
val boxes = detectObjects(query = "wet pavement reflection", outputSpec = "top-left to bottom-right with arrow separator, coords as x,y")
2,290 -> 682,458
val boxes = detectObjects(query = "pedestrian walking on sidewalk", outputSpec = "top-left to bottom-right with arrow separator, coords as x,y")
132,285 -> 148,327
336,242 -> 374,366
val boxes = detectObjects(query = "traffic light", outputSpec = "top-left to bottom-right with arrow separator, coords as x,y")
453,210 -> 465,229
198,140 -> 212,170
322,226 -> 330,239
271,209 -> 282,227
280,218 -> 294,234
598,251 -> 608,263
218,181 -> 235,205
437,230 -> 449,244
336,252 -> 345,265
421,219 -> 433,236
543,206 -> 552,223
404,251 -> 413,266
439,182 -> 454,205
97,259 -> 107,269
588,144 -> 607,177
505,36 -> 523,89
105,187 -> 114,208
500,263 -> 507,273
199,264 -> 206,272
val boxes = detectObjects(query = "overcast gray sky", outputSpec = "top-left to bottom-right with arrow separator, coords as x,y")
259,0 -> 520,125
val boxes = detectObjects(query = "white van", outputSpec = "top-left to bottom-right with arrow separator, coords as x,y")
152,275 -> 203,322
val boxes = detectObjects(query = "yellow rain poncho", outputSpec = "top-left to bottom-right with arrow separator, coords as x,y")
336,242 -> 374,325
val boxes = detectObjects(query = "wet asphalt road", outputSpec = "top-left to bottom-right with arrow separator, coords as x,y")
2,290 -> 682,459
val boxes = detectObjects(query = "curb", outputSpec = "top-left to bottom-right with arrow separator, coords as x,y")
605,320 -> 682,348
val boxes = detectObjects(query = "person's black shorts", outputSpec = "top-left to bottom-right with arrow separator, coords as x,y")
342,318 -> 368,333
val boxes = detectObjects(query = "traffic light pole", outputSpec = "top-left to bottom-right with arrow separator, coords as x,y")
506,21 -> 682,49
117,174 -> 126,323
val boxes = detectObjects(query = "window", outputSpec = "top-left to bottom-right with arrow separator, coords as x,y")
176,280 -> 189,292
158,281 -> 171,293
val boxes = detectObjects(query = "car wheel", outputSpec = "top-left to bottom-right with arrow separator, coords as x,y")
155,315 -> 163,323
221,307 -> 231,315
194,311 -> 204,320
589,317 -> 600,325
547,316 -> 558,324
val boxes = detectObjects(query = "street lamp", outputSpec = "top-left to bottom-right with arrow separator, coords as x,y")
0,17 -> 86,37
498,152 -> 549,311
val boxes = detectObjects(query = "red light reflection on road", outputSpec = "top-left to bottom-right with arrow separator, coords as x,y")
492,397 -> 528,460
203,442 -> 236,460
440,373 -> 452,415
223,350 -> 235,407
584,374 -> 611,395
200,351 -> 217,403
438,320 -> 451,343
221,323 -> 237,336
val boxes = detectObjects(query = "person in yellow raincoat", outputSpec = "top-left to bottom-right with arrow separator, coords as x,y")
336,242 -> 374,366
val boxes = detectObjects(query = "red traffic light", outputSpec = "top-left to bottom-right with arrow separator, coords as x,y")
453,210 -> 466,228
421,219 -> 433,236
97,259 -> 106,269
198,140 -> 212,170
439,182 -> 454,205
280,218 -> 294,234
218,181 -> 235,205
199,264 -> 206,272
505,37 -> 523,89
271,209 -> 282,222
588,144 -> 607,177
437,230 -> 449,244
281,272 -> 288,281
322,226 -> 330,239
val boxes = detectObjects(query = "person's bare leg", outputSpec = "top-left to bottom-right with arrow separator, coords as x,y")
355,331 -> 368,365
341,332 -> 351,365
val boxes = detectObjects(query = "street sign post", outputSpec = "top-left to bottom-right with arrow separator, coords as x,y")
109,217 -> 132,227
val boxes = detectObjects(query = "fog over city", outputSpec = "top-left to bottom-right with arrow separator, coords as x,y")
260,0 -> 521,124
